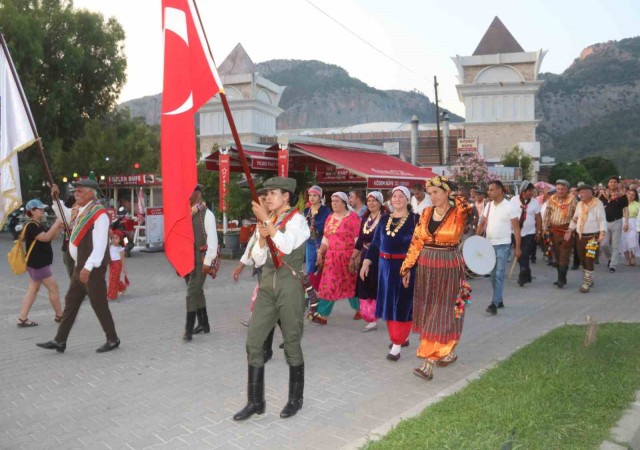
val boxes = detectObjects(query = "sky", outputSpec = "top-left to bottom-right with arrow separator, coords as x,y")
74,0 -> 640,117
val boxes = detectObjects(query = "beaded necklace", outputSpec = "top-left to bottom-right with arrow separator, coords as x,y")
362,212 -> 381,235
385,212 -> 409,237
325,212 -> 348,237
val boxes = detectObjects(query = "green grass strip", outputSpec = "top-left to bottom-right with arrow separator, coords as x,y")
364,323 -> 640,450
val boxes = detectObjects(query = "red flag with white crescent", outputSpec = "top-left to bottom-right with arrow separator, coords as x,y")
161,0 -> 223,276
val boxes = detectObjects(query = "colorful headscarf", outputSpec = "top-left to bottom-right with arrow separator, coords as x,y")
391,186 -> 411,200
308,185 -> 322,197
331,191 -> 348,203
367,191 -> 384,205
425,175 -> 452,191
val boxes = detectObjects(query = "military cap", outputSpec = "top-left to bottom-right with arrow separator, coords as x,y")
263,176 -> 297,193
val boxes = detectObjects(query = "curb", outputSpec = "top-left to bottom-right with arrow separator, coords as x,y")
601,390 -> 640,450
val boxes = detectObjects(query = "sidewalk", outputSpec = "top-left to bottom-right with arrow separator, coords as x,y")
1,231 -> 639,450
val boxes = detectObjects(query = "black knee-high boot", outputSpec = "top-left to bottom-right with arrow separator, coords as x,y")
183,311 -> 196,341
193,307 -> 210,334
280,364 -> 304,418
233,365 -> 265,421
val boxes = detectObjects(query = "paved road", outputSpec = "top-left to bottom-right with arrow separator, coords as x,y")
1,231 -> 639,450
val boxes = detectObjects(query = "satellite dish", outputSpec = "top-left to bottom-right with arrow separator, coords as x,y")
463,236 -> 496,275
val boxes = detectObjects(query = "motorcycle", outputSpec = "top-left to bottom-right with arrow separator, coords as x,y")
8,208 -> 28,239
111,207 -> 136,257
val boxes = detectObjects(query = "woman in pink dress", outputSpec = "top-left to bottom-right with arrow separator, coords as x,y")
311,192 -> 361,325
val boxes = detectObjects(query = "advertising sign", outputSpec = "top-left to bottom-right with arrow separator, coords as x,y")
146,207 -> 164,245
219,153 -> 230,212
457,138 -> 478,154
278,148 -> 289,177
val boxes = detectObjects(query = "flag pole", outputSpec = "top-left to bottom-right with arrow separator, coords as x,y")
0,33 -> 71,235
191,0 -> 282,267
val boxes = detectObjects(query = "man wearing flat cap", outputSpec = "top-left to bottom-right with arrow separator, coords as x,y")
233,176 -> 310,422
183,184 -> 218,341
510,180 -> 542,287
38,178 -> 120,353
566,184 -> 606,292
543,179 -> 578,288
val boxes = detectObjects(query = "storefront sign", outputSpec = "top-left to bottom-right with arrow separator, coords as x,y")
367,178 -> 413,189
146,207 -> 164,245
317,168 -> 365,183
278,148 -> 289,177
457,138 -> 478,154
106,173 -> 159,186
219,153 -> 230,212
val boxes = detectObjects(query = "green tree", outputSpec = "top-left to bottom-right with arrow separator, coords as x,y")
579,156 -> 619,184
549,162 -> 595,186
1,0 -> 127,195
501,145 -> 534,181
52,109 -> 160,182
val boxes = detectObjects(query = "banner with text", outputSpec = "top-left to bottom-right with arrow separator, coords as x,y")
219,153 -> 230,212
278,148 -> 289,177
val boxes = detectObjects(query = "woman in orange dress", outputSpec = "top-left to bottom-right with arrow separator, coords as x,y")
400,176 -> 473,381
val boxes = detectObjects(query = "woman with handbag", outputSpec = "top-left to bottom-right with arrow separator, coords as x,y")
16,199 -> 64,327
351,191 -> 386,332
400,176 -> 473,381
360,186 -> 419,360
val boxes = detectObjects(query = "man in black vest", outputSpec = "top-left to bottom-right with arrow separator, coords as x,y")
183,184 -> 218,341
37,179 -> 119,353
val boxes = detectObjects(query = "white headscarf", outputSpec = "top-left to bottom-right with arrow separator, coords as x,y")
331,191 -> 348,203
392,186 -> 411,200
367,191 -> 384,205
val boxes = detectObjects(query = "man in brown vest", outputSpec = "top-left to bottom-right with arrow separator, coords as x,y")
37,179 -> 119,353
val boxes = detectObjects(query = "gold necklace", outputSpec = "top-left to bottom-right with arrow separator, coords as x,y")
362,213 -> 380,235
385,212 -> 409,237
326,212 -> 347,237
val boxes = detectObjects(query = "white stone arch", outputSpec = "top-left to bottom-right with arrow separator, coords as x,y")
256,88 -> 272,105
474,65 -> 525,83
225,86 -> 244,100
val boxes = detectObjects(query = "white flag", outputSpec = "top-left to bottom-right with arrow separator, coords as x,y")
0,43 -> 37,228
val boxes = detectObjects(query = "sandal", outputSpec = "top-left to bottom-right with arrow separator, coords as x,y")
413,360 -> 434,381
17,318 -> 38,328
54,315 -> 63,323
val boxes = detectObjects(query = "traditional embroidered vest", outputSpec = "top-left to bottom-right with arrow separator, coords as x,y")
76,223 -> 110,270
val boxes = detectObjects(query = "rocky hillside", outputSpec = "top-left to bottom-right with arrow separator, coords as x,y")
119,59 -> 462,127
537,36 -> 640,171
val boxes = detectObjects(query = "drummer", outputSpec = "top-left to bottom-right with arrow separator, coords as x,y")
476,180 -> 521,315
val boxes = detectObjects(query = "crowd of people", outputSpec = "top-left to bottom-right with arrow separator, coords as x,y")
12,172 -> 640,422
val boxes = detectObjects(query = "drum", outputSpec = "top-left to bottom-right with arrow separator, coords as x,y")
462,236 -> 496,275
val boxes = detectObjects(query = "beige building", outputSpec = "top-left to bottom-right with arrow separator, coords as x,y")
198,43 -> 285,152
452,17 -> 546,173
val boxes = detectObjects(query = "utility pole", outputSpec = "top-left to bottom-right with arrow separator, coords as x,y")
434,76 -> 443,166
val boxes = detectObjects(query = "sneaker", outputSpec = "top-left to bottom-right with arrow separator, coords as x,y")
497,302 -> 504,309
609,267 -> 616,273
486,304 -> 497,315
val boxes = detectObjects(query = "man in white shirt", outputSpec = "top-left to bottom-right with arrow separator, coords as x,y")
566,184 -> 606,293
38,179 -> 119,353
477,180 -> 521,315
510,180 -> 542,287
410,182 -> 432,215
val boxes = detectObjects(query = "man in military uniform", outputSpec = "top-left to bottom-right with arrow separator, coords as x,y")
233,177 -> 310,421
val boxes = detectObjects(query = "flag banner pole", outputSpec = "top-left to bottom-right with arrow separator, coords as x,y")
0,33 -> 71,235
191,0 -> 282,267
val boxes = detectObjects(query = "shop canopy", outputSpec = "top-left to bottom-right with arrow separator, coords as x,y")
204,138 -> 435,189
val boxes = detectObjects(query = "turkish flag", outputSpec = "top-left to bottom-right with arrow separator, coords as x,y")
161,0 -> 223,276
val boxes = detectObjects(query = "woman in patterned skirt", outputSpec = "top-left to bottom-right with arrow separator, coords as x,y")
312,192 -> 361,325
400,176 -> 473,380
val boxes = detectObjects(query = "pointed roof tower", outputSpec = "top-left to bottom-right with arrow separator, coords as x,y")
218,43 -> 256,75
473,16 -> 524,56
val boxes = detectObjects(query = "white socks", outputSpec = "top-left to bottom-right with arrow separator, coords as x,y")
390,344 -> 401,356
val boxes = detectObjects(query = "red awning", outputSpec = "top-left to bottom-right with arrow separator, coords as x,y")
291,144 -> 435,189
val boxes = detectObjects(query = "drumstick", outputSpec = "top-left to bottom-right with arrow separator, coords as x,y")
508,256 -> 518,280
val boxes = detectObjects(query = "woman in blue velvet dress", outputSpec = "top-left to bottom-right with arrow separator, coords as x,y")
303,185 -> 331,291
360,186 -> 420,361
